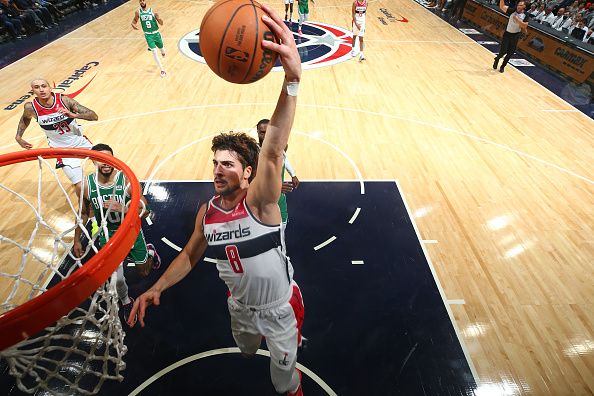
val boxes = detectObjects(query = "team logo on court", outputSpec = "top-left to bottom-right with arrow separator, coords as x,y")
179,22 -> 354,71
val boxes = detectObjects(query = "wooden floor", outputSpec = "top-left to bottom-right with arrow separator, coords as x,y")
0,0 -> 593,394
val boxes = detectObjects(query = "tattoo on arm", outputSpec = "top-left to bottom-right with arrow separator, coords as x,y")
16,105 -> 34,138
64,96 -> 99,121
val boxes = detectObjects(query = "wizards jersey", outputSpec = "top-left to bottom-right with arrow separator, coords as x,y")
203,195 -> 293,308
354,0 -> 367,23
31,93 -> 86,148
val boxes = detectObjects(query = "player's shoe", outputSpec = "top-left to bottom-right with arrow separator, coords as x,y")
287,369 -> 303,396
120,297 -> 136,327
147,243 -> 161,270
359,53 -> 366,62
160,70 -> 167,78
350,49 -> 357,57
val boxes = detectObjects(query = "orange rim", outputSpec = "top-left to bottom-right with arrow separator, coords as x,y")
0,148 -> 141,351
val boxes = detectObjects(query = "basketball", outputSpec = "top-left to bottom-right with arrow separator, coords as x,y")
199,0 -> 279,84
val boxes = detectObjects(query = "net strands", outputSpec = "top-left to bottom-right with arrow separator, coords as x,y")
0,148 -> 142,395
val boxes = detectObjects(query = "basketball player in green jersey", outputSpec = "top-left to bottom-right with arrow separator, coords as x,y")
131,0 -> 166,77
257,119 -> 300,224
73,143 -> 161,325
297,0 -> 314,35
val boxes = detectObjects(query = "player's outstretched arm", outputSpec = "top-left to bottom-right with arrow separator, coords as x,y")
131,10 -> 140,29
499,0 -> 509,14
129,204 -> 209,327
155,12 -> 163,25
61,95 -> 99,121
247,4 -> 301,213
15,103 -> 35,149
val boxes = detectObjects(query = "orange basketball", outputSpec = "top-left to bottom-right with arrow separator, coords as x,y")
199,0 -> 279,84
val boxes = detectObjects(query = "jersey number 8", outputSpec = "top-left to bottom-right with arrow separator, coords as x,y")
225,245 -> 244,273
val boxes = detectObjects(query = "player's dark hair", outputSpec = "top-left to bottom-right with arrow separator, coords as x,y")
211,132 -> 259,182
92,143 -> 114,154
256,119 -> 270,129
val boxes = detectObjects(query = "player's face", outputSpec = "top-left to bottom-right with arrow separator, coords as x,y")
31,80 -> 51,100
212,150 -> 251,196
139,0 -> 146,8
94,150 -> 114,178
257,123 -> 268,146
518,1 -> 526,12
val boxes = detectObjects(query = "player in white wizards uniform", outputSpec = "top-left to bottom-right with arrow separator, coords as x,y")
130,7 -> 305,395
15,78 -> 98,196
351,0 -> 367,61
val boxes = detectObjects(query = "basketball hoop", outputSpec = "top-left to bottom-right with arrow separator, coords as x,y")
0,148 -> 142,394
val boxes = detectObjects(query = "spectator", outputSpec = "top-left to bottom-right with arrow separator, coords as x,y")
0,6 -> 26,38
12,0 -> 55,27
36,0 -> 63,21
0,0 -> 44,32
569,17 -> 588,37
540,6 -> 556,23
583,26 -> 594,40
552,9 -> 572,29
534,4 -> 547,19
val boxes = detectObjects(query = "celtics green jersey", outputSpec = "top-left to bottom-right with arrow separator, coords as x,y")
139,7 -> 159,34
87,171 -> 128,235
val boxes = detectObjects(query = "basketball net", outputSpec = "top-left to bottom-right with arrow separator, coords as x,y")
0,150 -> 143,395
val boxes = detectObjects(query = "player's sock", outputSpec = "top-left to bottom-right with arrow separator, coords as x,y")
152,49 -> 164,71
121,296 -> 131,305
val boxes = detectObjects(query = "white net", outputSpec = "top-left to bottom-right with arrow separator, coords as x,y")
0,152 -> 138,395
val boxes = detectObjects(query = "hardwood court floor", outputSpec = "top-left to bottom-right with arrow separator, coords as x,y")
0,0 -> 592,394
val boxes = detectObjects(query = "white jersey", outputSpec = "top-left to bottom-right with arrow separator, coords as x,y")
354,0 -> 367,24
203,195 -> 294,308
31,93 -> 86,148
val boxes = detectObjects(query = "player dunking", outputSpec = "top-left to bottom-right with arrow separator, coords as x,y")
131,0 -> 166,78
351,0 -> 367,61
129,6 -> 305,395
15,78 -> 98,197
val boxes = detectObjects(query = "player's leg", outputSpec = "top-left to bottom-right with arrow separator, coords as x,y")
227,298 -> 262,356
156,32 -> 166,57
289,0 -> 294,22
60,162 -> 84,198
494,31 -> 509,69
500,34 -> 519,72
351,23 -> 359,56
114,262 -> 136,326
284,0 -> 289,20
266,286 -> 304,394
358,30 -> 366,61
127,229 -> 153,278
146,34 -> 166,76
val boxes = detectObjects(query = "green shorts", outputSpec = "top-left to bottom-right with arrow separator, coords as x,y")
145,32 -> 163,49
100,228 -> 149,264
278,193 -> 288,224
298,1 -> 309,14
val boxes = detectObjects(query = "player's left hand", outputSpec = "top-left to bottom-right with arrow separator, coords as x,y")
131,23 -> 139,30
57,107 -> 77,119
291,176 -> 300,189
103,199 -> 124,212
281,181 -> 294,193
260,4 -> 302,82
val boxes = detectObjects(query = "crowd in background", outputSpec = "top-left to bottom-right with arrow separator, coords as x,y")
0,0 -> 109,41
526,0 -> 594,43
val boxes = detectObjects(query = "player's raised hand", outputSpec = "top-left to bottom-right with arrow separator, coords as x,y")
128,288 -> 162,327
260,4 -> 302,82
57,107 -> 77,119
103,199 -> 124,212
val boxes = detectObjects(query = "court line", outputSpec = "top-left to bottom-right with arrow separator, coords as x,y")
161,237 -> 182,252
80,103 -> 593,186
365,39 -> 476,44
295,131 -> 365,194
128,347 -> 337,396
448,299 -> 466,305
203,257 -> 217,263
348,207 -> 361,224
313,236 -> 337,251
423,239 -> 439,244
395,180 -> 479,382
541,109 -> 581,112
351,260 -> 365,265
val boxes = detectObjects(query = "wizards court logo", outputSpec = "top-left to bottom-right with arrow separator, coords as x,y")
179,22 -> 353,71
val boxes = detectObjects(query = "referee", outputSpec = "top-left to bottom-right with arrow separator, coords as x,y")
493,0 -> 529,73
